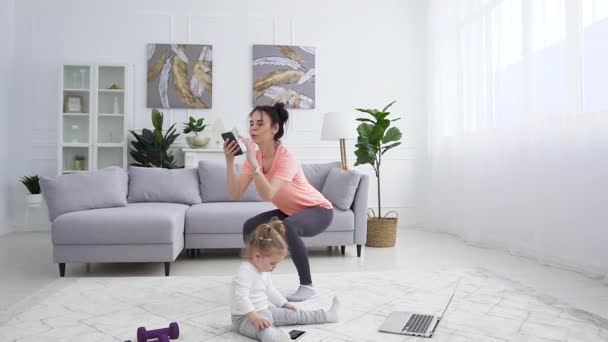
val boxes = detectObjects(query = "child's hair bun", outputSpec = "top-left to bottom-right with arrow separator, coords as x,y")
268,217 -> 286,236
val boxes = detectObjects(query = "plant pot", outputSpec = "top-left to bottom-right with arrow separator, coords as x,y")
25,194 -> 42,207
74,159 -> 85,171
366,210 -> 398,247
186,136 -> 210,149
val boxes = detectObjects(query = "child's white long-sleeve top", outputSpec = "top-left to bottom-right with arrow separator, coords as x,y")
230,261 -> 288,315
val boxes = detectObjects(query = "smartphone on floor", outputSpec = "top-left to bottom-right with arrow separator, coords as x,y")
289,329 -> 306,340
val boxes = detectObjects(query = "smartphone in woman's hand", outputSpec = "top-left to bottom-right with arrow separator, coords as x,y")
221,131 -> 244,156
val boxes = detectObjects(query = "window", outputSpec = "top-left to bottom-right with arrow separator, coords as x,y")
492,0 -> 525,127
530,0 -> 567,114
453,0 -> 607,135
582,0 -> 608,112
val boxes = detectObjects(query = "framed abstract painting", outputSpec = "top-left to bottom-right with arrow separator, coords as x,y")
147,44 -> 213,109
252,45 -> 315,109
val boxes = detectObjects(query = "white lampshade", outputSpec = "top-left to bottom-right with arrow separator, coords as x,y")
321,112 -> 359,141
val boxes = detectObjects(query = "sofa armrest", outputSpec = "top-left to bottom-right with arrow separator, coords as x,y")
352,174 -> 369,244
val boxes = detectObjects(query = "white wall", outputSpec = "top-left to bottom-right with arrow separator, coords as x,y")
10,0 -> 428,231
0,0 -> 15,235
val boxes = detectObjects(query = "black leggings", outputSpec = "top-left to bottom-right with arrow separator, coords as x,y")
243,207 -> 334,285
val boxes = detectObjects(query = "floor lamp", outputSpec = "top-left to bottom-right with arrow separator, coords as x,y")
321,112 -> 358,170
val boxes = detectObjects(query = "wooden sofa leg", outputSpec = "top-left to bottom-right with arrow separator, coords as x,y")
340,246 -> 345,255
59,263 -> 66,277
357,244 -> 362,257
164,262 -> 171,276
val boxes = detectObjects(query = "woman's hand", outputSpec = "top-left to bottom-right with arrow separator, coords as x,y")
223,139 -> 240,163
240,136 -> 258,167
246,311 -> 271,330
282,303 -> 299,311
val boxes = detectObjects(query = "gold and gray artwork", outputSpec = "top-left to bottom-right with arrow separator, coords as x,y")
253,45 -> 315,109
147,44 -> 212,109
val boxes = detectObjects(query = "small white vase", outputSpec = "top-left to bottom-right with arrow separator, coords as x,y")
25,194 -> 42,207
113,96 -> 120,114
194,136 -> 210,147
186,136 -> 210,149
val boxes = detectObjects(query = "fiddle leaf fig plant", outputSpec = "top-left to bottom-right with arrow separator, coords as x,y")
354,100 -> 402,218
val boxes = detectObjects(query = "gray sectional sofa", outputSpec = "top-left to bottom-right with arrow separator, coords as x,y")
41,161 -> 368,277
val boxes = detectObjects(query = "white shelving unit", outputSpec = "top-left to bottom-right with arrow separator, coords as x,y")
58,64 -> 130,175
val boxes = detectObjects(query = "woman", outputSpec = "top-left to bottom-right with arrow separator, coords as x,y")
224,102 -> 334,302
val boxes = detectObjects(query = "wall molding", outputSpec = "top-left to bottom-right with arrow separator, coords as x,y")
13,3 -> 425,235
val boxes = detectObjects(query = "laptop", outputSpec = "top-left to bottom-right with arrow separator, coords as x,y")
378,292 -> 454,338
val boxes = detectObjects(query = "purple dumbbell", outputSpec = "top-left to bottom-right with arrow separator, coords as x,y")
137,322 -> 179,342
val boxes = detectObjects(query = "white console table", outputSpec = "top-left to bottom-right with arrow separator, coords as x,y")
182,148 -> 244,168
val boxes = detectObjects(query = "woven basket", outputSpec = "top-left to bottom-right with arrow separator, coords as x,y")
366,209 -> 398,247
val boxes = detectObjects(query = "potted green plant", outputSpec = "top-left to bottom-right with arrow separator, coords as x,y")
74,155 -> 86,171
183,116 -> 209,148
129,108 -> 180,168
20,175 -> 42,206
354,100 -> 403,247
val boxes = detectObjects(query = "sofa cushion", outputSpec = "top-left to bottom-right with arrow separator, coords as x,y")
326,208 -> 355,232
186,203 -> 353,234
52,202 -> 188,245
186,202 -> 276,234
41,166 -> 128,221
127,166 -> 201,205
321,168 -> 361,210
198,161 -> 261,202
301,162 -> 341,191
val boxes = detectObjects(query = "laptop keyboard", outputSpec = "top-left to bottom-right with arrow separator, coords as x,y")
402,314 -> 434,334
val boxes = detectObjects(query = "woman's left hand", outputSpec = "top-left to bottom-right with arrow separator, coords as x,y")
240,136 -> 258,167
282,303 -> 299,311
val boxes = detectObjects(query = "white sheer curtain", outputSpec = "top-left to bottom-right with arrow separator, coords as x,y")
425,0 -> 608,282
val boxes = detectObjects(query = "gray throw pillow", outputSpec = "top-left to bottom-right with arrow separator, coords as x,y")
302,162 -> 341,191
198,161 -> 261,202
41,166 -> 128,221
127,166 -> 202,205
321,168 -> 362,210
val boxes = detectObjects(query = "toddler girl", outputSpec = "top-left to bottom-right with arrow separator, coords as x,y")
230,218 -> 339,341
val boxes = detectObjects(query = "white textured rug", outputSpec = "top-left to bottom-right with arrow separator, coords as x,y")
1,268 -> 607,342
